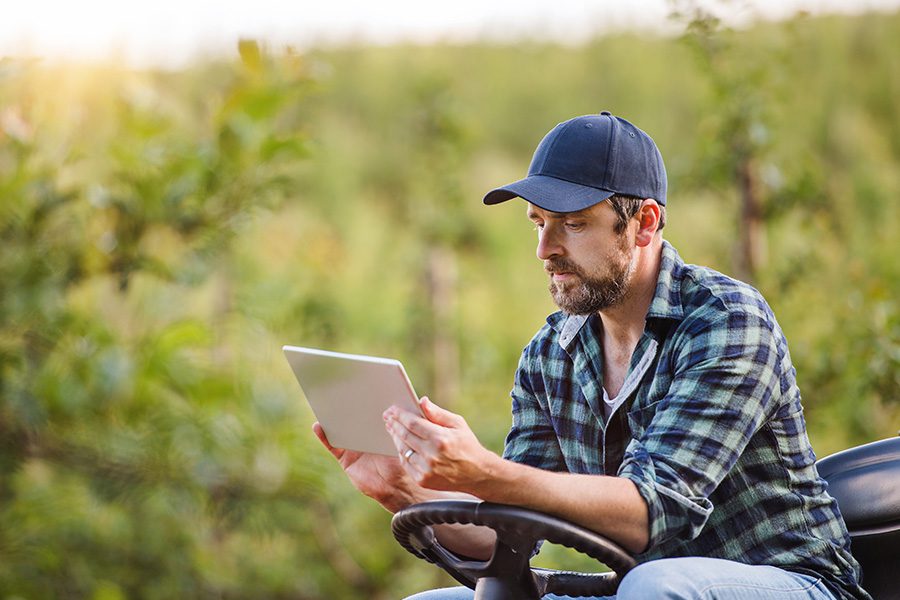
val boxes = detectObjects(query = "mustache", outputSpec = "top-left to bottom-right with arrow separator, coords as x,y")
545,258 -> 583,275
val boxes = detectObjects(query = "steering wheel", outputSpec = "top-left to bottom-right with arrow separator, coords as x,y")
392,500 -> 637,599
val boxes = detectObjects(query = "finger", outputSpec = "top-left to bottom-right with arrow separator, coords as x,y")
403,449 -> 428,483
385,420 -> 428,481
384,417 -> 424,457
419,396 -> 464,428
390,406 -> 443,441
312,422 -> 344,460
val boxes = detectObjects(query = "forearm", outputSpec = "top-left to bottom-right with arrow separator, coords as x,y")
383,399 -> 647,556
469,455 -> 650,554
432,524 -> 496,561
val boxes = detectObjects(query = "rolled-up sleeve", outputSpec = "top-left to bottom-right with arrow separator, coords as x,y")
618,309 -> 782,548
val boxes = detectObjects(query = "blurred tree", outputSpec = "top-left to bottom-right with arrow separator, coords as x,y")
402,74 -> 479,409
670,0 -> 790,283
0,44 -> 338,599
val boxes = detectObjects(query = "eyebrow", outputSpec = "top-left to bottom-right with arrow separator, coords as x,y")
526,207 -> 587,220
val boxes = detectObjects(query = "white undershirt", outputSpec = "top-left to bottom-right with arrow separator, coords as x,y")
601,338 -> 658,422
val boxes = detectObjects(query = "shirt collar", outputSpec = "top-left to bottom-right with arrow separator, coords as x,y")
547,239 -> 685,350
645,240 -> 685,322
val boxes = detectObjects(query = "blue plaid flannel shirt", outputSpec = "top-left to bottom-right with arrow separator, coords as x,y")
503,241 -> 870,600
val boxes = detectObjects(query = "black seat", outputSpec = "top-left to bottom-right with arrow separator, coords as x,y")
816,436 -> 900,600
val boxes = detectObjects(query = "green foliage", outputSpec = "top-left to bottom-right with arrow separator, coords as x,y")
2,11 -> 900,598
0,48 -> 351,599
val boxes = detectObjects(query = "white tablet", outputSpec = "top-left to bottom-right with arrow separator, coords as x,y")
283,345 -> 423,456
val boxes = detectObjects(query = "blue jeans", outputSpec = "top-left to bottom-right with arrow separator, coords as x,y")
403,557 -> 837,599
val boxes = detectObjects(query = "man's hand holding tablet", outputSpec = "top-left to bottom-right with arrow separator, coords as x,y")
286,345 -> 497,559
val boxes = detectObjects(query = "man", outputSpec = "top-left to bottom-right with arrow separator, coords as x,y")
314,112 -> 870,599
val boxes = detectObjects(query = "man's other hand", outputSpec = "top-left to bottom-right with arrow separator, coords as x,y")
315,412 -> 499,559
384,397 -> 501,495
312,421 -> 420,513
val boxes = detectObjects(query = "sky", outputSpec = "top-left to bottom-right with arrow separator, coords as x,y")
2,0 -> 899,66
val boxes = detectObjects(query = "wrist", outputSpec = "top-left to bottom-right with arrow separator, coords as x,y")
462,451 -> 512,500
385,483 -> 452,513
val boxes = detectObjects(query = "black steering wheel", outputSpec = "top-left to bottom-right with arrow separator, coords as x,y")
392,500 -> 637,599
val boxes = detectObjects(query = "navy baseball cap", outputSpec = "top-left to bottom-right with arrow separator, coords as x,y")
483,111 -> 667,212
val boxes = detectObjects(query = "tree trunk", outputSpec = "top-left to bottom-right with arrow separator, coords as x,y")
427,245 -> 460,408
736,156 -> 766,283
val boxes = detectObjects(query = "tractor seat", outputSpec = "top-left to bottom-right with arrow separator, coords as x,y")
816,436 -> 900,600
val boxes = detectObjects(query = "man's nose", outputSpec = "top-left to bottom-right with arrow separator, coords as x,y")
536,227 -> 563,260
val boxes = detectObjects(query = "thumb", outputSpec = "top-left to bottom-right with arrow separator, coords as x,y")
420,396 -> 463,428
312,422 -> 345,460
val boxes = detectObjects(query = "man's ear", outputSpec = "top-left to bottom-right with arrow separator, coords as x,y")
634,199 -> 661,247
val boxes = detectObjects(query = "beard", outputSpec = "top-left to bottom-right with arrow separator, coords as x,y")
546,237 -> 634,315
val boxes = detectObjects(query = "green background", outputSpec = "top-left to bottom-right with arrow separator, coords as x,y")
1,9 -> 899,598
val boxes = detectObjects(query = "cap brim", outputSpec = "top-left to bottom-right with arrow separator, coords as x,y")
483,175 -> 614,213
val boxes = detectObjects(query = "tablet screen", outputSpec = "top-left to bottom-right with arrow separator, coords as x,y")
283,345 -> 423,456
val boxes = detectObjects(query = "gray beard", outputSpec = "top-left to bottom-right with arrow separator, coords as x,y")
549,268 -> 630,314
547,244 -> 633,315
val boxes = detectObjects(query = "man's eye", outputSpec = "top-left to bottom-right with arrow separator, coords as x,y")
565,222 -> 584,230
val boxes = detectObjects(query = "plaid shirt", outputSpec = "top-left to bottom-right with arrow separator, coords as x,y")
503,241 -> 869,600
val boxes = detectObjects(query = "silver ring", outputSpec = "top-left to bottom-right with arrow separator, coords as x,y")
403,448 -> 415,460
